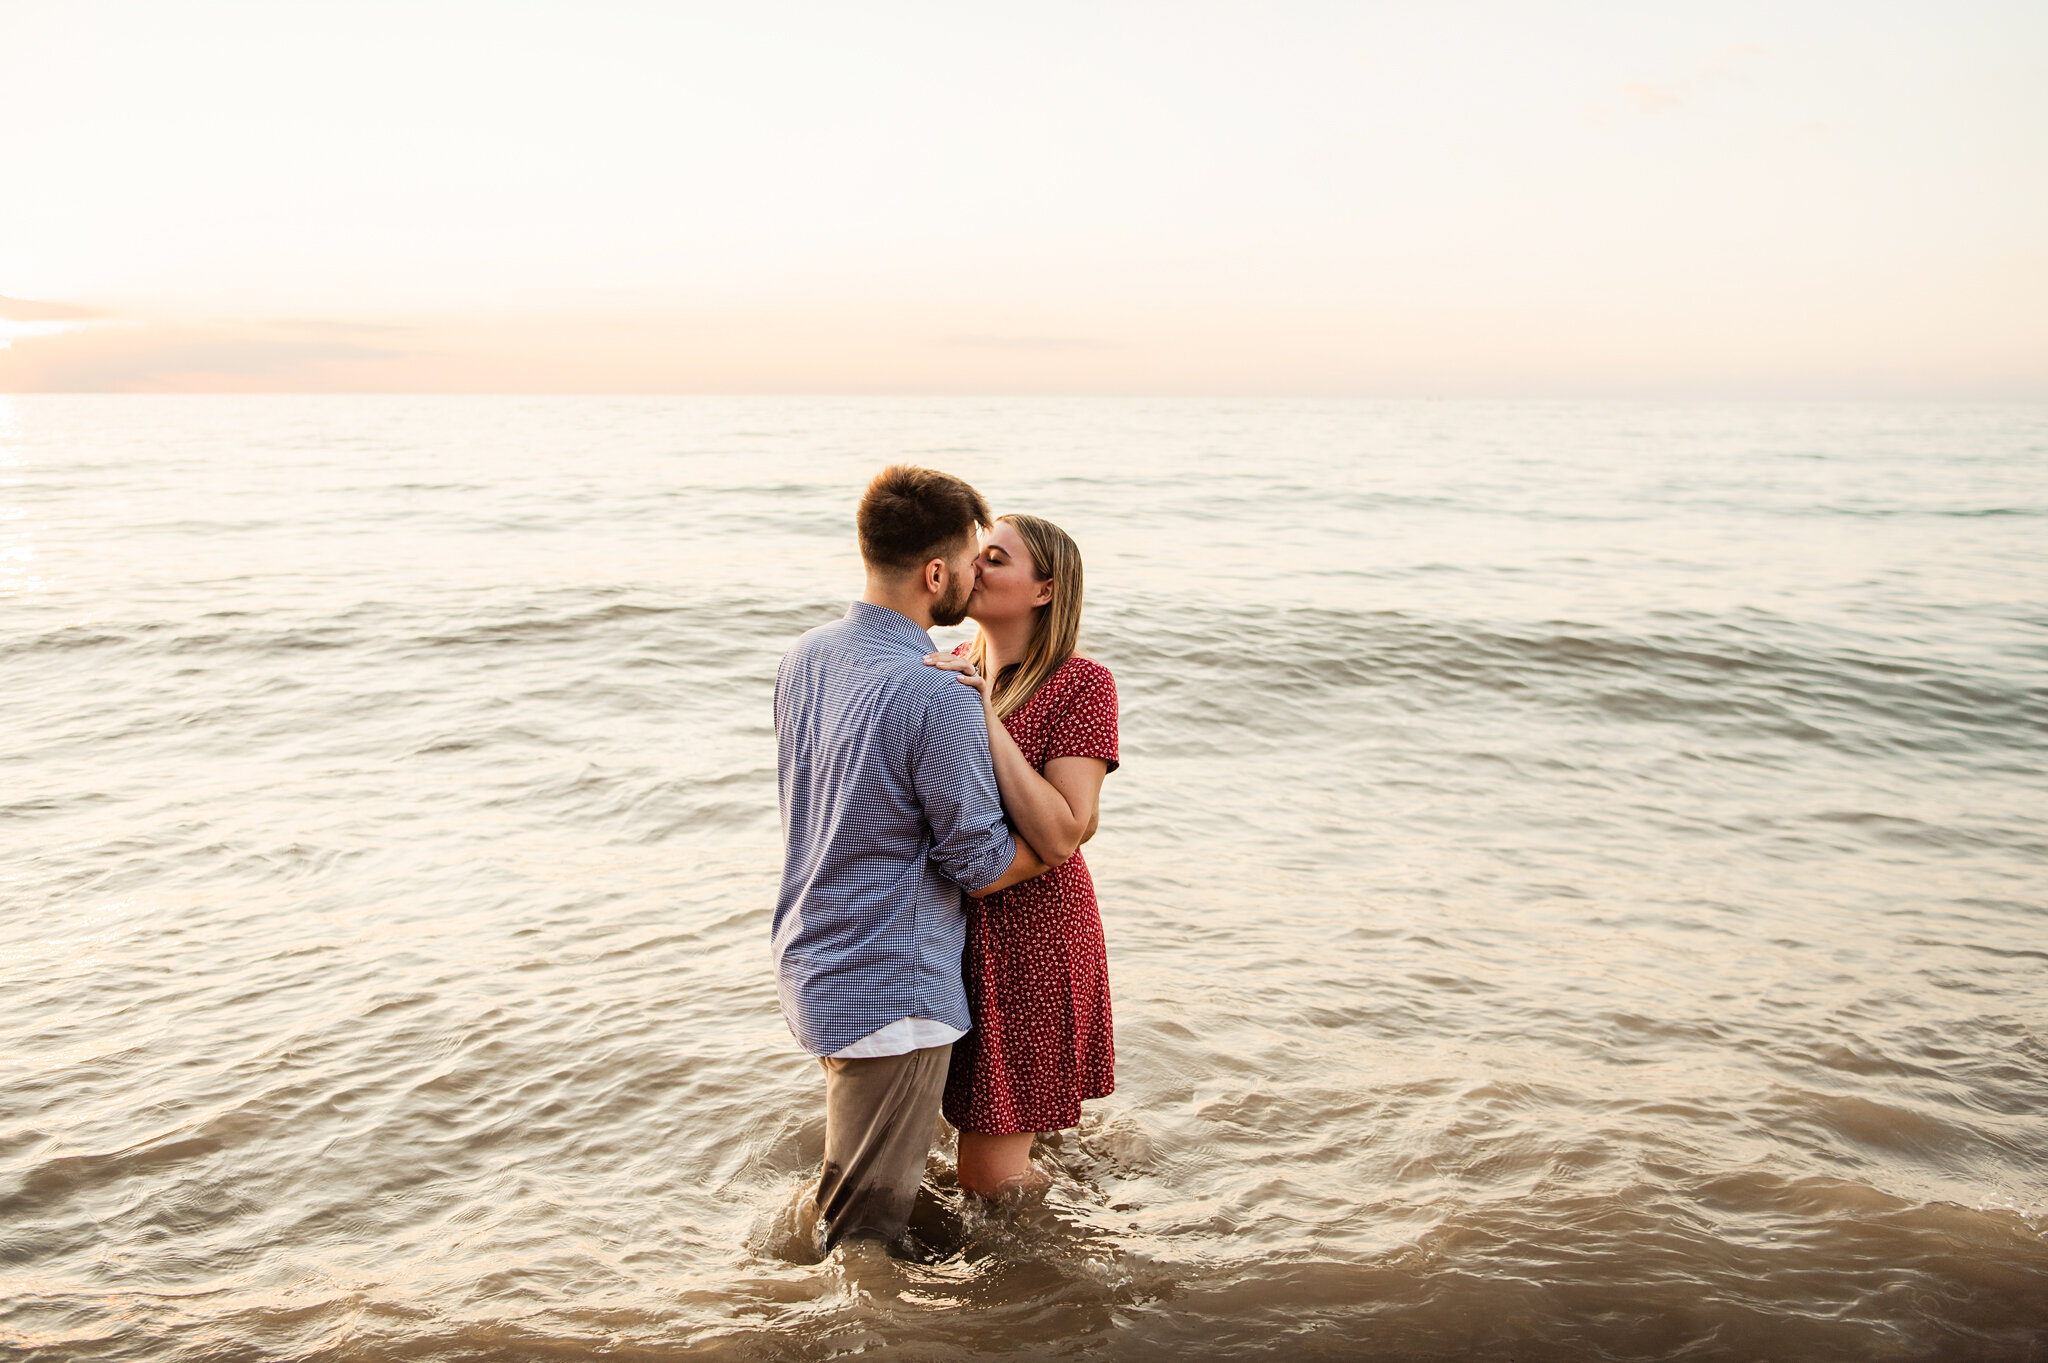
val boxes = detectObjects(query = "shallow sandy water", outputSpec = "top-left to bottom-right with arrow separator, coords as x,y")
3,396 -> 2044,1359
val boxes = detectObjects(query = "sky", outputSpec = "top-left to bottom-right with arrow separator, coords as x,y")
2,1 -> 2043,395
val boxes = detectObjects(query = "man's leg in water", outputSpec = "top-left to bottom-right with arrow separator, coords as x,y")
816,1043 -> 951,1252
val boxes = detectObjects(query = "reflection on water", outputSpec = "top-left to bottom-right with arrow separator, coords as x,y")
1,396 -> 2044,1360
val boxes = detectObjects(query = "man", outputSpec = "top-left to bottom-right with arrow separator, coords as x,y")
771,464 -> 1048,1255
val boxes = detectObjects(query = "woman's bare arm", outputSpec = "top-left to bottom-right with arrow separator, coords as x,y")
999,750 -> 1107,866
926,655 -> 1108,866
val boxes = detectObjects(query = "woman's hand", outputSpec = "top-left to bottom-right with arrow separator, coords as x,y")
922,652 -> 992,704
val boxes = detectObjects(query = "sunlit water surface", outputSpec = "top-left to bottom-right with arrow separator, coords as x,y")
3,396 -> 2044,1361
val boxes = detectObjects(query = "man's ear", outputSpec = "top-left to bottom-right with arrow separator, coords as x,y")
923,557 -> 946,595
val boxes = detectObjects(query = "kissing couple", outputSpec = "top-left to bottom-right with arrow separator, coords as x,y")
770,464 -> 1120,1256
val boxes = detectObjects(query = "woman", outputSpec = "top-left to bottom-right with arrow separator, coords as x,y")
922,513 -> 1119,1199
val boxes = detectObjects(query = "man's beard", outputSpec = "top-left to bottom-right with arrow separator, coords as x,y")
929,572 -> 975,627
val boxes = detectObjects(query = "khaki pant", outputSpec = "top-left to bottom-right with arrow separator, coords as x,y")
816,1042 -> 952,1253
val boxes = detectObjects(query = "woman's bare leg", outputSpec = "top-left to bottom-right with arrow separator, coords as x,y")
956,1131 -> 1046,1199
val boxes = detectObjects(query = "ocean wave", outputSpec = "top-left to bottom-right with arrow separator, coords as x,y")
1096,603 -> 2048,757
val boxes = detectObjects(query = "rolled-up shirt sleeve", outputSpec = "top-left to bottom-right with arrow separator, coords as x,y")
913,685 -> 1017,893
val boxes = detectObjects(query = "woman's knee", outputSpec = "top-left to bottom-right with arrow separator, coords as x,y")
957,1132 -> 1042,1197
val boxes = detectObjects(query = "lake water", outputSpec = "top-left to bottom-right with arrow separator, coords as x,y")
3,395 -> 2044,1360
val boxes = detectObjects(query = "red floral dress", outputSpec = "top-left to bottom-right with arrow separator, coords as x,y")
944,653 -> 1120,1136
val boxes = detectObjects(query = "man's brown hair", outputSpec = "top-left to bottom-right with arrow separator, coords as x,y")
857,465 -> 992,572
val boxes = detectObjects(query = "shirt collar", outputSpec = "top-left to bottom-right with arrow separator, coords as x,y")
846,599 -> 936,652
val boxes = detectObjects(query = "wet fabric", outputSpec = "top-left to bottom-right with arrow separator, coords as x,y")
816,1043 -> 953,1253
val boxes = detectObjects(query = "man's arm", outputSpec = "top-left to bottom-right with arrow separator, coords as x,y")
968,836 -> 1052,898
916,683 -> 1036,894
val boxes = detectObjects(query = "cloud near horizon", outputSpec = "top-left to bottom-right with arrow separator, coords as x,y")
0,296 -> 103,322
2,300 -> 2039,398
0,320 -> 409,393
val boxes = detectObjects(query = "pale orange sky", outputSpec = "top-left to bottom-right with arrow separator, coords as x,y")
3,2 -> 2044,395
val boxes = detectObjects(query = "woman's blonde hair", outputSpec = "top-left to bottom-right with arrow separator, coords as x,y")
966,513 -> 1084,719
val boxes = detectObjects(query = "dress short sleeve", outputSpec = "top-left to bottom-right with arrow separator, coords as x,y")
1046,658 -> 1119,773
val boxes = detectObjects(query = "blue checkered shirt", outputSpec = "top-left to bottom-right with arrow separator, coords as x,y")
771,601 -> 1017,1056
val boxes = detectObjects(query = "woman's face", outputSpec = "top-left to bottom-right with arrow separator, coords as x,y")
968,521 -> 1052,626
